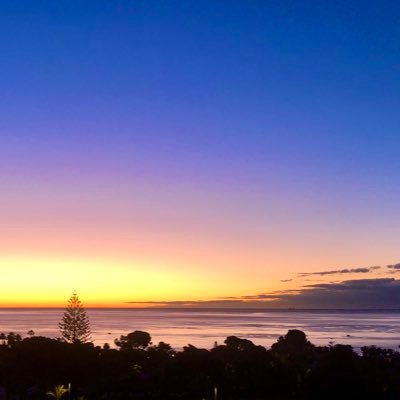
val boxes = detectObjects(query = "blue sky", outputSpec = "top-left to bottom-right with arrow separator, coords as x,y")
0,0 -> 399,306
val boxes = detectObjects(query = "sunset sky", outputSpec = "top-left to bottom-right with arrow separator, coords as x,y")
1,1 -> 399,307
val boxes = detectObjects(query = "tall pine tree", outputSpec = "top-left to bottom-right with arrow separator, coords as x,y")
59,292 -> 91,343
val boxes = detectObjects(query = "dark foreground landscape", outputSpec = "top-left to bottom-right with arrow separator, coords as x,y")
1,329 -> 400,400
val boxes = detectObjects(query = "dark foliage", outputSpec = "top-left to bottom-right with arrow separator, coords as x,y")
0,329 -> 400,399
115,330 -> 152,350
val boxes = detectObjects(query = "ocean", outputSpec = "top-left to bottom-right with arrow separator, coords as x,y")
0,308 -> 399,350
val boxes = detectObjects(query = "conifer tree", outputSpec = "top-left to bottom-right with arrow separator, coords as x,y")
59,292 -> 91,343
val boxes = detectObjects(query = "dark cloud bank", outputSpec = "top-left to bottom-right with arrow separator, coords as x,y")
129,263 -> 400,309
129,278 -> 400,309
297,266 -> 380,277
238,278 -> 400,309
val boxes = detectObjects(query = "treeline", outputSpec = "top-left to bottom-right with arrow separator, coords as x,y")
0,329 -> 400,399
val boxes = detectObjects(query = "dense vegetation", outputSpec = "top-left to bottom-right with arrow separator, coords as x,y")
0,329 -> 400,399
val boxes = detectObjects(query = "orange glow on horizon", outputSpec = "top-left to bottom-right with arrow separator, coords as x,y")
0,255 -> 284,307
0,253 -> 391,308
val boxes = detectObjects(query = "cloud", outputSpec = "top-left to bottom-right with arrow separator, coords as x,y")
127,263 -> 400,309
237,278 -> 400,308
387,263 -> 400,270
287,278 -> 400,308
129,278 -> 400,309
298,266 -> 380,277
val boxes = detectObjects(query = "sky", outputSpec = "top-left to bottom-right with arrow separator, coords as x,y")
0,1 -> 399,307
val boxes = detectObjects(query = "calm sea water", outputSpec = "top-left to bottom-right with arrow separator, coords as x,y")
0,308 -> 399,350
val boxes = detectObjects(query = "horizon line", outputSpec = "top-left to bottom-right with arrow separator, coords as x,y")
0,306 -> 400,311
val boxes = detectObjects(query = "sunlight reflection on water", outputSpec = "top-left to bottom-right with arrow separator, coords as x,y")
0,308 -> 399,350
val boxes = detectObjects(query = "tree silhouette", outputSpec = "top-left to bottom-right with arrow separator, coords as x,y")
6,332 -> 22,347
115,330 -> 152,350
59,292 -> 91,344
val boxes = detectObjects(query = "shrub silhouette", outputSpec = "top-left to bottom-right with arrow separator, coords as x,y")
46,384 -> 69,399
0,329 -> 399,399
115,330 -> 152,350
